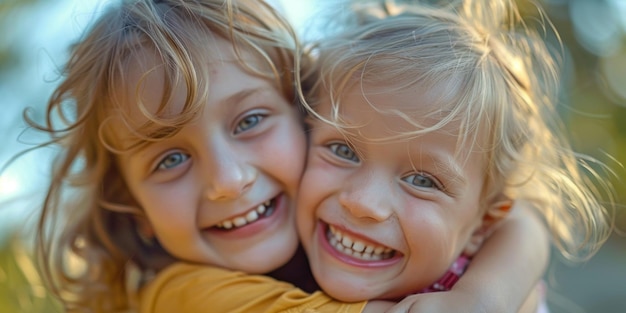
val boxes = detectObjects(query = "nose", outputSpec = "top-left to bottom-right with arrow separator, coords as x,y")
338,171 -> 394,222
204,147 -> 256,201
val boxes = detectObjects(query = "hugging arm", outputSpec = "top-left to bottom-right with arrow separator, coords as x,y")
139,202 -> 548,313
453,201 -> 549,313
139,262 -> 370,313
385,201 -> 550,313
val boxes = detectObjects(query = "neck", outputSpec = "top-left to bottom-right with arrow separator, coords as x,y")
266,244 -> 319,293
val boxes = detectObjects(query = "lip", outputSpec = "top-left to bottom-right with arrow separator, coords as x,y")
204,193 -> 289,239
317,221 -> 403,268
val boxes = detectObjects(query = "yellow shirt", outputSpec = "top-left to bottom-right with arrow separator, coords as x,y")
139,262 -> 367,313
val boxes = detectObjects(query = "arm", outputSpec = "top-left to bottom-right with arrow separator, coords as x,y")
455,200 -> 549,313
388,200 -> 550,313
139,262 -> 370,313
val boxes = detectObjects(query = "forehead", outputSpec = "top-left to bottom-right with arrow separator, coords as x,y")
104,35 -> 269,149
119,35 -> 240,117
319,79 -> 466,139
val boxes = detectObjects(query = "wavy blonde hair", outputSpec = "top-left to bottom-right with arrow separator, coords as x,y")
299,0 -> 614,262
28,0 -> 302,311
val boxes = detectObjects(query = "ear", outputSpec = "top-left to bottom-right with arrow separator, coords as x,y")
101,200 -> 156,246
481,196 -> 514,231
463,195 -> 513,256
135,215 -> 156,246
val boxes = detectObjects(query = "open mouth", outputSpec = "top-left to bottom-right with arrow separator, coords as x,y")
325,224 -> 396,261
215,197 -> 276,230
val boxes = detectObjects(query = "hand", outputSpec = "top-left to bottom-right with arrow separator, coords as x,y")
384,290 -> 488,313
383,284 -> 541,313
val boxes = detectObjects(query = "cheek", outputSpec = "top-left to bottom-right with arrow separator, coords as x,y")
453,194 -> 485,236
266,121 -> 307,183
297,155 -> 349,229
401,207 -> 462,258
296,168 -> 318,226
297,156 -> 334,209
296,159 -> 333,236
405,207 -> 482,264
138,184 -> 196,228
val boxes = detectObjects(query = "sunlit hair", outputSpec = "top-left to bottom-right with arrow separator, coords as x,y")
26,0 -> 302,311
299,0 -> 614,263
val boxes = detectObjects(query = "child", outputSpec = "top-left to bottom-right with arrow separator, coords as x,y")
296,0 -> 613,310
27,0 -> 554,312
32,0 -> 307,311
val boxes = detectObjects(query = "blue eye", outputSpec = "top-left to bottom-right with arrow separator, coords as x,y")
402,173 -> 438,189
328,143 -> 359,162
157,152 -> 189,170
235,114 -> 264,134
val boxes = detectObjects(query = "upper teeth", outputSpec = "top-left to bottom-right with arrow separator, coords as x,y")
216,200 -> 271,230
327,224 -> 395,261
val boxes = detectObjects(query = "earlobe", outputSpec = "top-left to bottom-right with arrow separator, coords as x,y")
135,216 -> 156,246
483,197 -> 514,227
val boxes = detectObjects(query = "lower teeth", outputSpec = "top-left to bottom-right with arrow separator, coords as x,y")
217,199 -> 275,230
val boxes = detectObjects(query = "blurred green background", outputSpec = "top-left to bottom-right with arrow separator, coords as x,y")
0,0 -> 625,312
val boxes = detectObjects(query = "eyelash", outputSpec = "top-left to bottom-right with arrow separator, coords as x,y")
401,172 -> 443,190
234,113 -> 266,134
156,151 -> 190,171
324,141 -> 444,191
327,142 -> 359,162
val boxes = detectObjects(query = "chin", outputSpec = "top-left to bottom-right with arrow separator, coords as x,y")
241,238 -> 299,274
320,282 -> 371,302
314,273 -> 373,302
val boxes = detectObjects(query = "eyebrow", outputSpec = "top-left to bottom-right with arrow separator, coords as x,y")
410,149 -> 468,188
222,87 -> 267,108
123,87 -> 272,164
140,87 -> 267,139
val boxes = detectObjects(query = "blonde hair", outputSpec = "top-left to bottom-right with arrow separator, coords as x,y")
299,0 -> 614,262
27,0 -> 302,311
